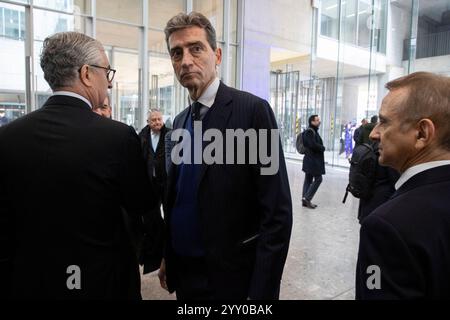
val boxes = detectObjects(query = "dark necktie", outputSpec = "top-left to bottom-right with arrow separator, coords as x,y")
192,101 -> 206,121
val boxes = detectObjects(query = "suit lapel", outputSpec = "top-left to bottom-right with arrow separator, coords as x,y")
197,82 -> 233,189
392,165 -> 450,199
167,108 -> 190,191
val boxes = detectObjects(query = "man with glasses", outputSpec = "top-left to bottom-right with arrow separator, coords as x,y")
0,32 -> 163,299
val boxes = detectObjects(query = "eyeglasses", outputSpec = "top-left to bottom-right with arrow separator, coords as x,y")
79,64 -> 116,82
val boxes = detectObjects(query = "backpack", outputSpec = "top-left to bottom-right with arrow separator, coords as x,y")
342,142 -> 378,203
296,128 -> 313,155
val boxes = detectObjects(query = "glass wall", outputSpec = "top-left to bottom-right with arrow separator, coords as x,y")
251,0 -> 450,167
0,3 -> 26,125
0,0 -> 241,131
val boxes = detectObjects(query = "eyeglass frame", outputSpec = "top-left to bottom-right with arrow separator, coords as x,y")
78,64 -> 116,82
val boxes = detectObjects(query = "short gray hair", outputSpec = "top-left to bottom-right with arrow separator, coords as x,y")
164,12 -> 217,52
40,32 -> 104,90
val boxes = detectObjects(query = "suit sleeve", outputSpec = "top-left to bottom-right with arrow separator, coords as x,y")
248,100 -> 293,300
119,126 -> 164,271
0,149 -> 12,298
303,129 -> 325,153
356,214 -> 425,299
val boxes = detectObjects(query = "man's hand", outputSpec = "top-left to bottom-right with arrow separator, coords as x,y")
158,259 -> 168,291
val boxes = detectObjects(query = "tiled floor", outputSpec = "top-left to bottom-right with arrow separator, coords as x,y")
141,160 -> 361,300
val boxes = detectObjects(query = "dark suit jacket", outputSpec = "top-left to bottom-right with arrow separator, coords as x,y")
356,164 -> 450,299
138,125 -> 168,274
302,126 -> 325,176
138,125 -> 169,190
164,82 -> 293,300
0,95 -> 163,299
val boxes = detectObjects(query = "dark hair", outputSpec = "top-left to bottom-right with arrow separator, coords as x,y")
370,115 -> 378,124
308,115 -> 319,126
385,72 -> 450,150
164,12 -> 217,52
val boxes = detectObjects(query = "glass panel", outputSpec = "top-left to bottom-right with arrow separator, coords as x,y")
149,0 -> 184,29
0,3 -> 26,123
33,9 -> 85,100
149,54 -> 178,126
229,44 -> 237,88
97,20 -> 139,50
111,50 -> 140,130
193,0 -> 224,41
0,93 -> 26,126
358,0 -> 373,48
343,0 -> 357,45
415,0 -> 450,62
96,0 -> 142,25
230,0 -> 238,43
148,29 -> 168,55
321,0 -> 339,39
4,7 -> 20,39
33,0 -> 92,15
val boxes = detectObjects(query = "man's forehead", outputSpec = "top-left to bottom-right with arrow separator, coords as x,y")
382,88 -> 408,114
150,111 -> 162,118
169,27 -> 208,47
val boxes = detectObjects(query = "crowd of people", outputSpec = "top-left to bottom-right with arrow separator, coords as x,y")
1,11 -> 450,300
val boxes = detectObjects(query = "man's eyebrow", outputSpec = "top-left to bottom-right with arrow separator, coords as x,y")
171,41 -> 205,50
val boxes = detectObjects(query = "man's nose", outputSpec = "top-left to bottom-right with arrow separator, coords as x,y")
369,127 -> 380,140
181,50 -> 194,67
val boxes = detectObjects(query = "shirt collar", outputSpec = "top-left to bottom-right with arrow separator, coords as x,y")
190,77 -> 220,108
395,160 -> 450,190
52,91 -> 93,109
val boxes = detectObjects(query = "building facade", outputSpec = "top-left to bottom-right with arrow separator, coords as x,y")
1,0 -> 449,167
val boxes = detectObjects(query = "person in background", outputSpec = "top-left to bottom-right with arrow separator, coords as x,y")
0,110 -> 9,127
93,96 -> 112,118
138,108 -> 169,274
354,118 -> 368,146
357,115 -> 378,145
356,72 -> 450,299
302,114 -> 325,209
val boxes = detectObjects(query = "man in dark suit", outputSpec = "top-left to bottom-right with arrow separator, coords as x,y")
0,32 -> 163,299
356,72 -> 450,299
302,115 -> 325,209
157,12 -> 292,300
138,109 -> 168,274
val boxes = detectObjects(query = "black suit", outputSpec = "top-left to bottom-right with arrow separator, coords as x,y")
164,82 -> 293,300
0,95 -> 163,299
138,125 -> 168,274
356,165 -> 450,299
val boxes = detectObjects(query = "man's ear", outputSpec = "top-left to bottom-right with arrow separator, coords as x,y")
79,65 -> 94,87
415,118 -> 436,149
215,47 -> 222,66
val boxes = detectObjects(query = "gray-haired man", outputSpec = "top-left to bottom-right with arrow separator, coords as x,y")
0,32 -> 163,299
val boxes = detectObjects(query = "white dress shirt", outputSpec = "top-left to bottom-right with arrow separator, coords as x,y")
52,91 -> 93,109
395,160 -> 450,190
151,130 -> 160,152
189,77 -> 220,110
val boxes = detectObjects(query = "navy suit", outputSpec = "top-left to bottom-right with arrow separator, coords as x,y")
164,82 -> 293,300
0,95 -> 163,299
356,165 -> 450,299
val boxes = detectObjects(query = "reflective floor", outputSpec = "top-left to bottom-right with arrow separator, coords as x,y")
141,160 -> 360,300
